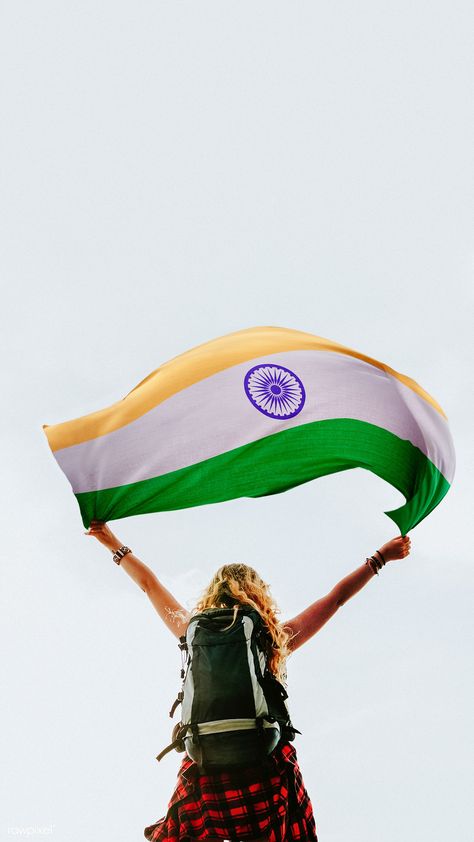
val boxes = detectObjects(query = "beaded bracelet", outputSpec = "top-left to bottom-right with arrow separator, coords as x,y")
365,549 -> 388,576
374,549 -> 386,565
366,557 -> 379,575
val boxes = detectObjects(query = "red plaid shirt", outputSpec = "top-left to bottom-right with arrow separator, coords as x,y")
144,741 -> 318,842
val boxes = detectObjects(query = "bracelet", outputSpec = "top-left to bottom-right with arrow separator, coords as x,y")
374,548 -> 386,566
366,553 -> 385,575
366,557 -> 379,575
365,549 -> 388,576
113,546 -> 132,565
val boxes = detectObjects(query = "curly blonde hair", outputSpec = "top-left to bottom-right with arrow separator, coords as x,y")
192,563 -> 293,682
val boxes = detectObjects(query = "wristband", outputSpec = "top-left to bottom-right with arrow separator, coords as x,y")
366,557 -> 379,575
113,546 -> 132,565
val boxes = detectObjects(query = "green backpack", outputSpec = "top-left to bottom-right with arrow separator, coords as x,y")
157,605 -> 300,772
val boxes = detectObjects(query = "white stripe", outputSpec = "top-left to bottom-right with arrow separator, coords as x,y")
54,350 -> 455,493
194,718 -> 279,734
242,615 -> 268,719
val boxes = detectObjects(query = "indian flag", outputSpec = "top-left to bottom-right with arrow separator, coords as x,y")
43,325 -> 455,533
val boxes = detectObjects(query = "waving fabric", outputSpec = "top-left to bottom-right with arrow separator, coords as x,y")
43,325 -> 455,533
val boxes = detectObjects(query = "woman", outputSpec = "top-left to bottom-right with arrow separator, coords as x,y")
87,521 -> 411,842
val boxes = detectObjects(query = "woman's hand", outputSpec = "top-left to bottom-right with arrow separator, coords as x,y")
379,534 -> 411,562
85,520 -> 122,552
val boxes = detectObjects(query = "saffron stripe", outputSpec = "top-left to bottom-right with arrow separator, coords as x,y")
43,326 -> 447,451
54,349 -> 454,494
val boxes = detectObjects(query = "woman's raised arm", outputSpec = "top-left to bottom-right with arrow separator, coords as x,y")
285,535 -> 411,653
86,521 -> 191,639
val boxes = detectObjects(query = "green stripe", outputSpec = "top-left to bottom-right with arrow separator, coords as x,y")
76,418 -> 450,533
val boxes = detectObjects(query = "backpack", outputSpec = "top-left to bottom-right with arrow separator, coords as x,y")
156,605 -> 300,772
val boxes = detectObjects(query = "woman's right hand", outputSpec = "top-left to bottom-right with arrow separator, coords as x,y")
379,534 -> 411,562
85,520 -> 121,552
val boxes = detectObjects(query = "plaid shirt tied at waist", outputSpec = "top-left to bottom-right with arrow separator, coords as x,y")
144,741 -> 318,842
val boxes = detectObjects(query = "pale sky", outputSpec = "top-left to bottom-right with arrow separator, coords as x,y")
1,3 -> 473,842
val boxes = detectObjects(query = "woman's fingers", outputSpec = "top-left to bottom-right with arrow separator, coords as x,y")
383,534 -> 411,561
84,521 -> 118,553
85,522 -> 107,535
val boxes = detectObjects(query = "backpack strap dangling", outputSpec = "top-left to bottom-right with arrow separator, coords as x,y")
156,723 -> 189,762
169,690 -> 184,718
156,739 -> 181,763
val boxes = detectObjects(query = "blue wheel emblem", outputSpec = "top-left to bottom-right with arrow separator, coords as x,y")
244,364 -> 306,419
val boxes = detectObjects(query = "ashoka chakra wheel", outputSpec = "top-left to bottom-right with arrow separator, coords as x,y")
244,364 -> 306,419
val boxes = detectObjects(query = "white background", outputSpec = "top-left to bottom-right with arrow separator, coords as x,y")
1,3 -> 473,841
